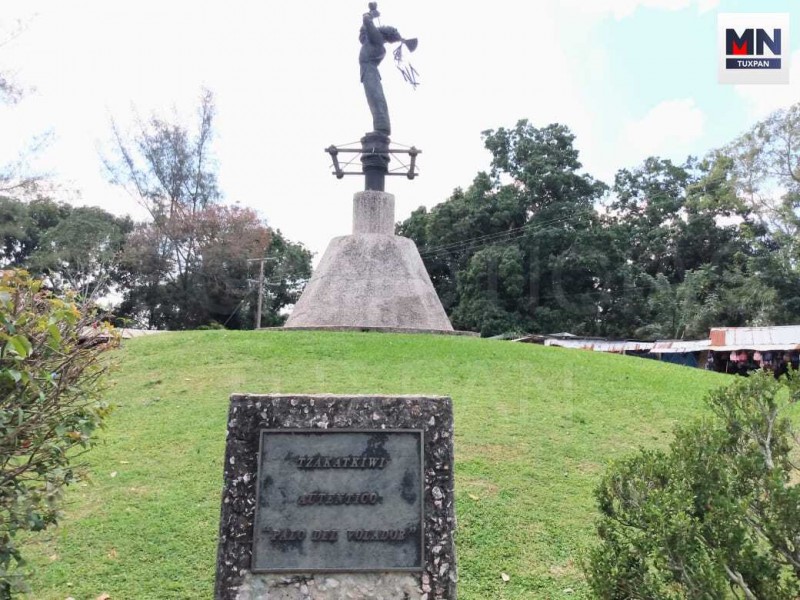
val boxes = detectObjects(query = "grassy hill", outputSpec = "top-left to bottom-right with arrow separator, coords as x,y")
23,330 -> 728,599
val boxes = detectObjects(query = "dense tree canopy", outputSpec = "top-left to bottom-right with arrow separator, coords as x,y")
0,197 -> 132,298
399,121 -> 607,336
400,107 -> 800,337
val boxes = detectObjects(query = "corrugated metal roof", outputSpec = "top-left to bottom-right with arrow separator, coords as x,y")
512,332 -> 596,344
511,334 -> 547,343
650,339 -> 710,354
545,339 -> 654,352
709,326 -> 800,351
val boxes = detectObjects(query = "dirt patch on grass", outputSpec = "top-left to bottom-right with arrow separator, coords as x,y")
574,460 -> 602,474
61,492 -> 105,521
458,443 -> 515,462
549,559 -> 580,578
460,476 -> 501,498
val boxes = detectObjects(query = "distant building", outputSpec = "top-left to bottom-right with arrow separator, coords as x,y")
708,326 -> 800,375
650,339 -> 711,368
512,333 -> 655,357
513,333 -> 710,367
513,326 -> 800,374
709,325 -> 800,352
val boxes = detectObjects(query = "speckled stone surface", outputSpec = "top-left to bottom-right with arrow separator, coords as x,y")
235,572 -> 421,600
353,191 -> 395,235
215,394 -> 457,600
282,234 -> 454,332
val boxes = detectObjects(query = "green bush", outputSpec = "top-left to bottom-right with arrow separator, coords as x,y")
0,270 -> 116,597
587,372 -> 800,599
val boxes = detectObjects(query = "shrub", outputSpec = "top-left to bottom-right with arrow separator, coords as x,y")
587,372 -> 800,599
0,270 -> 117,597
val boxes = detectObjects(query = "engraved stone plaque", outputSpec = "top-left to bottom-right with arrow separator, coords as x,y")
216,395 -> 457,600
252,429 -> 423,572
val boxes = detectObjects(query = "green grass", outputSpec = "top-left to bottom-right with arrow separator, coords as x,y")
22,330 -> 728,599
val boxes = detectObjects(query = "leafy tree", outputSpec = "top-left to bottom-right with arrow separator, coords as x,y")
255,229 -> 313,328
608,155 -> 748,280
114,223 -> 169,327
587,372 -> 800,599
191,204 -> 271,328
609,157 -> 693,281
117,201 -> 310,330
727,103 -> 800,322
0,198 -> 35,266
118,205 -> 259,329
398,172 -> 516,315
104,90 -> 311,329
728,103 -> 800,237
104,88 -> 220,301
603,154 -> 768,338
0,270 -> 116,597
450,244 -> 527,335
401,116 -> 792,338
636,269 -> 718,340
400,120 -> 607,336
636,266 -> 778,340
27,206 -> 132,297
0,197 -> 130,298
482,121 -> 605,215
679,154 -> 749,273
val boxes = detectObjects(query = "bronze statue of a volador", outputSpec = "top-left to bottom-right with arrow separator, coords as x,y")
358,3 -> 404,136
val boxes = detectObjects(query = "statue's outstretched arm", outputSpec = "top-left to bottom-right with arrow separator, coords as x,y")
362,14 -> 384,46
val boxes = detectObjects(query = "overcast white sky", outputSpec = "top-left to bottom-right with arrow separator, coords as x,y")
0,0 -> 797,259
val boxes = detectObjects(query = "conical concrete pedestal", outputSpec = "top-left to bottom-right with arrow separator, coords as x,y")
284,191 -> 455,333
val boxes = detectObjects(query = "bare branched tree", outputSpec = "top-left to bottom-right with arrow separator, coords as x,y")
0,17 -> 48,197
101,88 -> 220,294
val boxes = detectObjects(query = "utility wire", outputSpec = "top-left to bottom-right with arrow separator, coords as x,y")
223,295 -> 249,327
417,212 -> 587,259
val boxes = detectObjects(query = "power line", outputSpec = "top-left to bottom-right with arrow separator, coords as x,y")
223,295 -> 249,328
419,212 -> 588,256
417,212 -> 588,259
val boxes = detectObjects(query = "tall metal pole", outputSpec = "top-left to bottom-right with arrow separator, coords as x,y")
255,258 -> 265,329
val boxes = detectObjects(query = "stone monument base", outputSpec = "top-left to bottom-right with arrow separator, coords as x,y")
284,233 -> 454,332
269,325 -> 476,336
235,572 -> 420,599
285,190 -> 454,332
